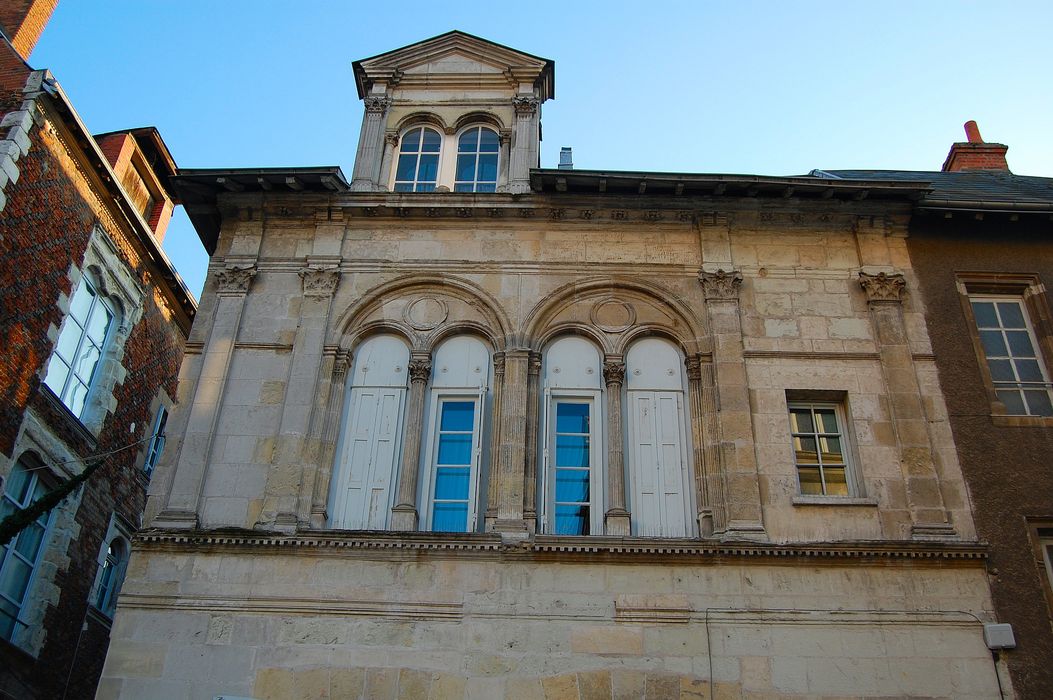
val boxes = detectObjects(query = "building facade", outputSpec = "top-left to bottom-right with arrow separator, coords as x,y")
103,33 -> 1008,699
0,2 -> 197,697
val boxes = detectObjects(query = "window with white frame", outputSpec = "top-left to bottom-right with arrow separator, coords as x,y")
970,295 -> 1053,416
43,274 -> 117,418
0,455 -> 54,643
142,405 -> 169,476
454,127 -> 499,192
787,402 -> 853,496
393,127 -> 442,192
91,528 -> 129,619
541,337 -> 603,535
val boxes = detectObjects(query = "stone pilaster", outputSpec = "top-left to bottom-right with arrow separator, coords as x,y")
377,131 -> 399,192
603,358 -> 631,535
699,268 -> 766,541
494,350 -> 530,538
523,351 -> 542,532
507,95 -> 539,194
350,95 -> 391,191
859,271 -> 958,540
391,355 -> 431,530
484,352 -> 505,531
685,356 -> 714,537
305,351 -> 347,529
153,264 -> 256,529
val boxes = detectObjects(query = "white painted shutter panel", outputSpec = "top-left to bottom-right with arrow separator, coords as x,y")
338,387 -> 404,529
631,392 -> 660,536
366,389 -> 404,529
655,393 -> 687,537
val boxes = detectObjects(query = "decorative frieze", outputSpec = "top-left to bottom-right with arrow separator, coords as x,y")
698,269 -> 743,301
859,271 -> 906,303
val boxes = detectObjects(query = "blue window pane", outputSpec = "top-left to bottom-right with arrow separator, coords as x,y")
432,502 -> 468,532
554,504 -> 589,535
555,403 -> 589,433
1006,330 -> 1035,357
454,183 -> 475,192
415,183 -> 436,193
55,318 -> 83,362
5,464 -> 31,504
987,359 -> 1014,381
477,154 -> 498,182
434,467 -> 470,501
1025,390 -> 1053,416
395,155 -> 417,181
555,469 -> 589,503
437,434 -> 472,465
479,129 -> 499,152
475,183 -> 496,193
458,128 -> 479,152
1015,359 -> 1044,382
997,302 -> 1025,328
555,436 -> 589,467
440,402 -> 475,431
69,282 -> 94,323
417,154 -> 439,183
400,128 -> 421,153
421,128 -> 441,152
971,302 -> 997,328
393,183 -> 413,192
85,305 -> 112,344
456,154 -> 477,182
997,389 -> 1026,415
980,331 -> 1007,357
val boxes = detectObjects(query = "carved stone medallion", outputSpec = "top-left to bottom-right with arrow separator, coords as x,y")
403,296 -> 449,331
590,299 -> 637,333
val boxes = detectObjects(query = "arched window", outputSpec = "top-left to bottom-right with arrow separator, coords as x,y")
43,273 -> 117,418
330,335 -> 410,529
394,127 -> 442,192
0,454 -> 53,642
420,336 -> 490,532
541,336 -> 604,535
94,536 -> 127,617
454,127 -> 499,193
625,338 -> 693,537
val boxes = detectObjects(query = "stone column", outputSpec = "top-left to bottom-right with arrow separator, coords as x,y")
305,351 -> 348,528
153,264 -> 256,529
494,350 -> 529,538
603,357 -> 631,536
377,131 -> 399,192
496,131 -> 512,192
507,95 -> 539,194
699,269 -> 767,541
859,271 -> 958,540
523,351 -> 542,532
391,354 -> 431,530
484,352 -> 505,531
350,95 -> 391,192
685,356 -> 714,537
257,265 -> 340,532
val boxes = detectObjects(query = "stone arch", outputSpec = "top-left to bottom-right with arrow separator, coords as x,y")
393,111 -> 449,134
452,111 -> 505,133
522,276 -> 706,355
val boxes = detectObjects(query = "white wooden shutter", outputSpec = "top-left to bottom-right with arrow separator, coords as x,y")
655,393 -> 687,537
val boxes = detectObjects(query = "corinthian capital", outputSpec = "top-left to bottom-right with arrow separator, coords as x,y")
215,265 -> 257,295
408,358 -> 432,383
603,360 -> 626,387
364,96 -> 391,114
698,269 -> 743,301
299,266 -> 340,297
512,95 -> 539,116
858,271 -> 906,303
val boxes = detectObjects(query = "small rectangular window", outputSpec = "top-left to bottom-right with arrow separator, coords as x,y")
0,458 -> 53,643
787,402 -> 852,497
547,399 -> 600,535
970,295 -> 1053,416
143,406 -> 169,475
428,399 -> 479,532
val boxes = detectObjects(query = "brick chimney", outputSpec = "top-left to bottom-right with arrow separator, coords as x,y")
941,120 -> 1009,172
0,0 -> 58,61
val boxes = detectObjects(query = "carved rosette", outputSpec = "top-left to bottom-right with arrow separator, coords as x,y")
512,95 -> 539,116
408,358 -> 432,383
858,271 -> 906,304
363,96 -> 391,114
215,265 -> 257,295
603,360 -> 627,387
685,356 -> 702,382
299,266 -> 340,297
698,269 -> 743,301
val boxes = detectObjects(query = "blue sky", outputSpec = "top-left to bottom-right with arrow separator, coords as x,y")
30,1 -> 1053,300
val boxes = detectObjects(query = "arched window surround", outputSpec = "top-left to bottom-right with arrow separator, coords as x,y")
386,123 -> 504,193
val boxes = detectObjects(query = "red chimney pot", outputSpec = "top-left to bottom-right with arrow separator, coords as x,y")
964,120 -> 983,143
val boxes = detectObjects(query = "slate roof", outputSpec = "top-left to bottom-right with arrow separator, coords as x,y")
812,169 -> 1053,211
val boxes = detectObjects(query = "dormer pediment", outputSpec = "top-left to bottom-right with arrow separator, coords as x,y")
353,31 -> 554,100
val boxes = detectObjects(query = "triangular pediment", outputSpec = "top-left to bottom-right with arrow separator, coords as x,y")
353,31 -> 554,99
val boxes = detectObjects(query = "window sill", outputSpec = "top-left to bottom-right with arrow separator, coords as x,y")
990,414 -> 1053,427
85,605 -> 113,628
792,495 -> 878,507
37,385 -> 98,451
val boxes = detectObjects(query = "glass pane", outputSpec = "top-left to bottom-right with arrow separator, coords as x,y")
437,434 -> 472,466
555,469 -> 590,503
69,282 -> 94,322
971,302 -> 997,328
393,182 -> 414,192
555,436 -> 590,468
415,183 -> 436,193
55,320 -> 83,362
789,409 -> 814,434
400,128 -> 421,153
1024,390 -> 1053,417
70,342 -> 101,383
421,129 -> 441,153
434,467 -> 470,500
453,183 -> 474,192
997,389 -> 1026,415
815,409 -> 839,434
823,467 -> 849,496
85,305 -> 112,344
479,129 -> 499,152
987,359 -> 1015,381
475,183 -> 496,193
980,331 -> 1007,357
797,466 -> 822,495
554,504 -> 589,535
555,403 -> 589,433
1006,331 -> 1036,358
0,598 -> 17,639
793,436 -> 819,464
417,154 -> 439,183
996,302 -> 1026,328
440,402 -> 475,431
0,557 -> 32,602
43,357 -> 70,397
67,380 -> 89,416
395,154 -> 417,182
819,435 -> 842,461
456,154 -> 477,182
431,502 -> 468,532
1015,359 -> 1044,382
458,128 -> 479,152
5,464 -> 31,504
477,154 -> 498,183
13,523 -> 44,561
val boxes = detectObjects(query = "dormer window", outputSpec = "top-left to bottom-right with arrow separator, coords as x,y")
455,127 -> 499,192
394,127 -> 441,192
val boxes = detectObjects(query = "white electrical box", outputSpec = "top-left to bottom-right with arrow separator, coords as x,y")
983,623 -> 1016,650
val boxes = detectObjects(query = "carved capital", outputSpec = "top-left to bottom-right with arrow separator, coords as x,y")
408,358 -> 432,383
685,356 -> 702,381
299,266 -> 340,297
493,352 -> 506,377
333,355 -> 349,376
512,95 -> 539,116
384,131 -> 400,147
698,269 -> 743,301
858,271 -> 906,304
603,360 -> 626,387
529,351 -> 543,376
215,265 -> 257,295
363,96 -> 391,114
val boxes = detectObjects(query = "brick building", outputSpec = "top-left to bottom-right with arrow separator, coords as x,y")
0,1 -> 197,697
99,33 -> 1021,698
